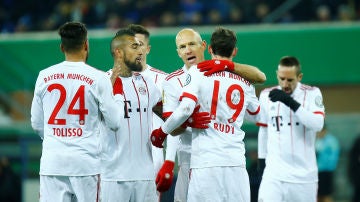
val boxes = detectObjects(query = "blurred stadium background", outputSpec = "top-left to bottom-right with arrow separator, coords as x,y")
1,0 -> 360,202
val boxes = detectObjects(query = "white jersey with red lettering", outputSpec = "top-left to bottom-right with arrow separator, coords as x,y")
140,65 -> 168,175
31,61 -> 122,176
257,83 -> 325,183
181,65 -> 260,168
100,70 -> 161,181
162,65 -> 192,166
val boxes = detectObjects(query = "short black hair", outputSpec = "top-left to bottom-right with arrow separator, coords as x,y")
210,27 -> 237,58
110,28 -> 136,57
58,22 -> 87,53
127,24 -> 150,39
279,56 -> 302,75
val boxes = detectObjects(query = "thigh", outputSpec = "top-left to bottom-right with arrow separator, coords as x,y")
40,175 -> 73,202
101,181 -> 131,202
132,181 -> 157,202
70,175 -> 99,202
188,167 -> 250,202
187,168 -> 215,202
174,164 -> 190,202
224,166 -> 250,202
258,178 -> 284,202
285,182 -> 317,202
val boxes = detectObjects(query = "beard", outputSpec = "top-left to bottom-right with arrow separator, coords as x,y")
124,56 -> 143,72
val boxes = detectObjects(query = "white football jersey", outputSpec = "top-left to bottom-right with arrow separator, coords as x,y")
181,65 -> 260,168
162,65 -> 192,165
100,70 -> 162,181
140,64 -> 168,175
257,83 -> 325,183
140,65 -> 167,132
31,61 -> 122,176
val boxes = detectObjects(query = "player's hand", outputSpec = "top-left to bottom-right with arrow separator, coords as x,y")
269,89 -> 300,112
113,77 -> 124,95
182,106 -> 211,129
156,160 -> 175,192
150,127 -> 168,148
197,59 -> 235,76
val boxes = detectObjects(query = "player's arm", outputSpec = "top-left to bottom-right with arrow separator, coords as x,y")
233,63 -> 266,84
155,134 -> 179,192
97,74 -> 123,131
256,90 -> 270,174
150,98 -> 211,148
30,88 -> 44,139
162,98 -> 196,135
257,125 -> 268,174
269,88 -> 325,131
294,107 -> 324,131
197,59 -> 266,84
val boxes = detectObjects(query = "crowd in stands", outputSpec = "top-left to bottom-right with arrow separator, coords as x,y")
0,0 -> 359,33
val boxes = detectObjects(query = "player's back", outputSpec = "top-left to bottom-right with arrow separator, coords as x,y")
183,66 -> 259,168
32,61 -> 121,176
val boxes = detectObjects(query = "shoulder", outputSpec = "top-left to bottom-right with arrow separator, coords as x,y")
148,66 -> 168,75
188,65 -> 200,74
258,86 -> 277,100
165,69 -> 185,81
299,83 -> 322,95
260,86 -> 277,94
300,83 -> 320,91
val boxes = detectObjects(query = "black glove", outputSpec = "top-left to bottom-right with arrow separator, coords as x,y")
269,89 -> 301,112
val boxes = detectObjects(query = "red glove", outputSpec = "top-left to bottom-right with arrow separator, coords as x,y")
197,59 -> 235,76
113,77 -> 124,95
156,160 -> 175,192
150,127 -> 168,148
182,106 -> 211,129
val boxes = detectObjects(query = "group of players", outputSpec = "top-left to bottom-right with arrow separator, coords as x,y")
31,21 -> 325,202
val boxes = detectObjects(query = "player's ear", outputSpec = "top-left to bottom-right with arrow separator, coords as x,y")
116,48 -> 124,58
146,45 -> 151,54
208,45 -> 213,55
232,47 -> 238,57
298,73 -> 303,81
84,40 -> 89,51
201,40 -> 207,50
60,43 -> 65,53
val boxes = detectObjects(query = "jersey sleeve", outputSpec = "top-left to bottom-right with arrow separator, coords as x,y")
162,79 -> 180,118
95,73 -> 123,131
165,135 -> 180,161
257,89 -> 269,158
30,73 -> 45,139
179,66 -> 201,103
244,86 -> 260,123
162,98 -> 196,134
258,126 -> 268,159
256,89 -> 270,127
294,87 -> 325,132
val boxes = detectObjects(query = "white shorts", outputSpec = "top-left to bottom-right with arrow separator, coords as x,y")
187,166 -> 250,202
40,175 -> 100,202
174,163 -> 190,202
258,177 -> 317,202
100,180 -> 157,202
